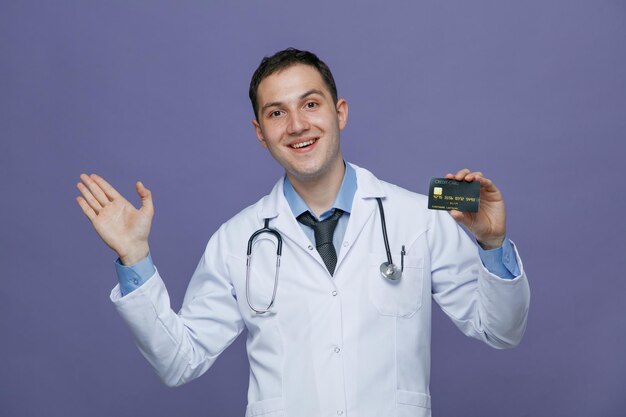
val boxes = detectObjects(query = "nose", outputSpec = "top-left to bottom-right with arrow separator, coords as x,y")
286,111 -> 310,135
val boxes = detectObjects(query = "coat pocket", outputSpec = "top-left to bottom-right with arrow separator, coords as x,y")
368,253 -> 424,317
397,390 -> 432,417
245,397 -> 286,417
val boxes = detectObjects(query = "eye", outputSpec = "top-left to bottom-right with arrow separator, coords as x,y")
304,101 -> 318,109
268,110 -> 283,118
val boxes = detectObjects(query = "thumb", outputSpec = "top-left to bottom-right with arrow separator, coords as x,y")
449,209 -> 467,225
449,209 -> 478,233
136,181 -> 154,215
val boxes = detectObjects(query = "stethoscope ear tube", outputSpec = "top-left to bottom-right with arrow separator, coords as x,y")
247,219 -> 282,257
246,218 -> 282,314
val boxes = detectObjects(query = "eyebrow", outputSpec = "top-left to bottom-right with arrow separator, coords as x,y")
260,89 -> 326,114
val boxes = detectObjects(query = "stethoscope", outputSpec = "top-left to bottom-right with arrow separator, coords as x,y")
245,197 -> 405,314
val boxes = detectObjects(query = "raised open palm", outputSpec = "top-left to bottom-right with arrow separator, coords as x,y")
76,174 -> 154,265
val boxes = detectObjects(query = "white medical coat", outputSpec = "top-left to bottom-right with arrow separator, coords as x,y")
110,164 -> 530,417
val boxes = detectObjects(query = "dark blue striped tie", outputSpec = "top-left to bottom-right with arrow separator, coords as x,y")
297,209 -> 344,276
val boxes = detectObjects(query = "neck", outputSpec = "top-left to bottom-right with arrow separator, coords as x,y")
287,158 -> 345,217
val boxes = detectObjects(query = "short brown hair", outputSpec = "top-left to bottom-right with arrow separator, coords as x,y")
249,48 -> 338,120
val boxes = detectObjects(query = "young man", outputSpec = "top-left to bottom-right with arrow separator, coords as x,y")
77,48 -> 529,417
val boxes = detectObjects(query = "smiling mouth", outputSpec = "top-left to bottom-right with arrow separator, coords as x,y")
290,138 -> 318,149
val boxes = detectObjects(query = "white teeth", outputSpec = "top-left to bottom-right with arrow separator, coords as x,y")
291,139 -> 316,149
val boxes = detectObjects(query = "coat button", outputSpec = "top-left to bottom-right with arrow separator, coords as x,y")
334,347 -> 341,353
332,290 -> 338,296
308,245 -> 314,250
343,241 -> 349,247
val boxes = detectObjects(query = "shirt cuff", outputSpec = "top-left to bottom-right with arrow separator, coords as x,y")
477,237 -> 521,279
114,253 -> 156,296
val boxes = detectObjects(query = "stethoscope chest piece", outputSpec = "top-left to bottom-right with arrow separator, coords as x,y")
380,262 -> 402,281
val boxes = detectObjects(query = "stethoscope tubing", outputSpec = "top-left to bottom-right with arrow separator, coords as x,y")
377,198 -> 394,267
245,198 -> 403,314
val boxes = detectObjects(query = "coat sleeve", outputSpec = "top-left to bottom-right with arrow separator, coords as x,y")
428,210 -> 530,349
109,226 -> 245,387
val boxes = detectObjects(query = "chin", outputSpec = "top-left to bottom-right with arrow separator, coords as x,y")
286,162 -> 327,181
288,168 -> 322,181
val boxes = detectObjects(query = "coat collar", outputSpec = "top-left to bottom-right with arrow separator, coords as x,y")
257,163 -> 387,269
351,163 -> 386,200
258,178 -> 285,221
255,163 -> 387,276
257,178 -> 309,252
258,162 -> 386,221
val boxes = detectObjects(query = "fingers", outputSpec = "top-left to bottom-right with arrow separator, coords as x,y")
90,174 -> 122,201
474,175 -> 496,192
449,208 -> 470,222
464,171 -> 484,182
444,168 -> 470,181
448,209 -> 464,221
136,181 -> 154,216
76,173 -> 123,217
445,169 -> 494,185
445,169 -> 500,197
449,209 -> 477,232
76,174 -> 152,218
445,168 -> 482,181
76,180 -> 103,214
76,196 -> 97,221
79,173 -> 111,207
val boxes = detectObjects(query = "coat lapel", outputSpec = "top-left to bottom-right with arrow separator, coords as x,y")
258,177 -> 327,271
336,165 -> 386,268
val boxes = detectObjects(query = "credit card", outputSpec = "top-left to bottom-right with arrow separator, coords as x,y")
427,178 -> 480,212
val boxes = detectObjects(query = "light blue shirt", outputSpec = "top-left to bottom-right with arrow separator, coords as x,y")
115,163 -> 520,295
282,161 -> 357,253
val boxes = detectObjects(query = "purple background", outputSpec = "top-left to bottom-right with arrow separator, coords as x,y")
2,1 -> 625,416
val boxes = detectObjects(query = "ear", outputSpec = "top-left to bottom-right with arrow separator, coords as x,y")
336,98 -> 349,131
252,119 -> 268,148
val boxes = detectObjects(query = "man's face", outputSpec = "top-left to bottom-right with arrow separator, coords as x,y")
253,64 -> 348,184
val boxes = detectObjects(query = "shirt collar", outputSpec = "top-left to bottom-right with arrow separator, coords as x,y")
283,162 -> 357,220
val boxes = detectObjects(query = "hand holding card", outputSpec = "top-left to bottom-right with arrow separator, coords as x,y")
433,169 -> 507,250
